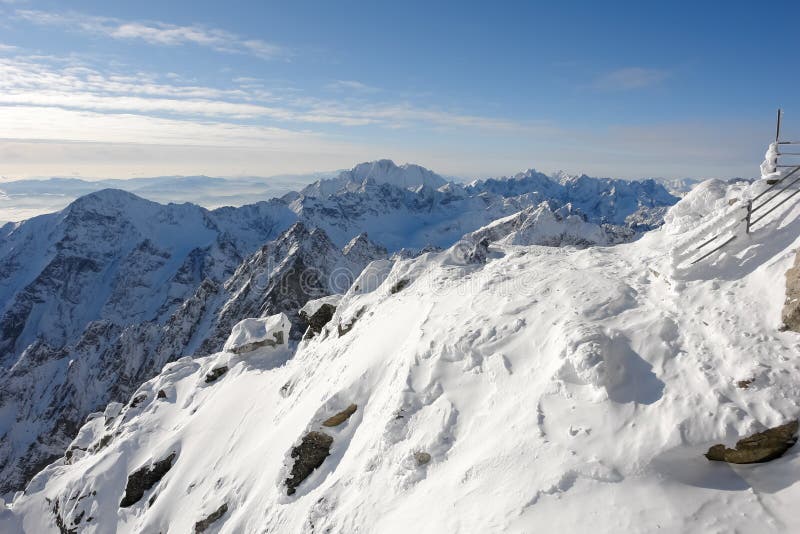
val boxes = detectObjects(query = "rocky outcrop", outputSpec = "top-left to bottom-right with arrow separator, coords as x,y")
119,452 -> 176,507
338,307 -> 365,337
389,279 -> 410,294
224,314 -> 290,354
285,432 -> 333,496
705,421 -> 798,464
194,503 -> 228,533
301,303 -> 337,338
782,252 -> 800,332
205,366 -> 229,384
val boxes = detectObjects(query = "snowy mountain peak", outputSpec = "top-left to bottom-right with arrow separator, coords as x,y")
64,188 -> 155,215
342,233 -> 389,264
300,160 -> 448,198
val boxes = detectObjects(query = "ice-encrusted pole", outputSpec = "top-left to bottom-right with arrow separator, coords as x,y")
760,109 -> 783,178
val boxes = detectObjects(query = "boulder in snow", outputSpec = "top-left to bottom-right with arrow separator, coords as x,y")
119,452 -> 177,507
285,432 -> 333,495
224,314 -> 290,354
705,420 -> 798,464
204,366 -> 229,384
413,452 -> 431,465
194,503 -> 228,533
300,296 -> 341,339
322,404 -> 358,427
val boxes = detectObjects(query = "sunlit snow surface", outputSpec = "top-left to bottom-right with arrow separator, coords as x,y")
3,178 -> 800,533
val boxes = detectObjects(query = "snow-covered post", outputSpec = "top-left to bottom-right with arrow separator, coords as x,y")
760,142 -> 780,179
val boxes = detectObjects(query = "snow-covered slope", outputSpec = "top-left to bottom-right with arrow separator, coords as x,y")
0,192 -> 299,495
0,161 -> 679,499
467,202 -> 634,246
5,178 -> 799,533
0,220 -> 384,499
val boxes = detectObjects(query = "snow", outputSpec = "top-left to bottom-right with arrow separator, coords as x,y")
467,202 -> 624,247
223,314 -> 291,354
300,160 -> 448,198
761,142 -> 779,178
4,177 -> 800,533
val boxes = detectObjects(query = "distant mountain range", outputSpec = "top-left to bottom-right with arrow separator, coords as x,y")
0,167 -> 703,224
0,172 -> 338,224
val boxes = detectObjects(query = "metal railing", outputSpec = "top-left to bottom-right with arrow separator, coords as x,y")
771,109 -> 800,169
689,164 -> 800,265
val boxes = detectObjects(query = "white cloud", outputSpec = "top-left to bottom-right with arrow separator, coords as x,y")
593,67 -> 669,91
14,9 -> 285,59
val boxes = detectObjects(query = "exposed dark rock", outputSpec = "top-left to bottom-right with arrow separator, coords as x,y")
229,330 -> 285,354
279,380 -> 294,397
301,303 -> 337,339
285,431 -> 333,495
736,379 -> 754,389
782,252 -> 800,332
414,451 -> 431,465
389,278 -> 410,294
120,452 -> 176,507
322,404 -> 358,427
90,434 -> 113,453
204,366 -> 229,384
705,420 -> 799,464
130,394 -> 147,408
157,389 -> 167,399
452,238 -> 490,264
194,503 -> 229,533
338,307 -> 365,337
49,498 -> 77,534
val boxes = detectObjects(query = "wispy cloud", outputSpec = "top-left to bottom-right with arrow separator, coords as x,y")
14,9 -> 285,59
593,67 -> 669,91
0,55 -> 535,131
326,80 -> 381,94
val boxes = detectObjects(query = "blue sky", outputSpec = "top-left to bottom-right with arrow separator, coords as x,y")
0,0 -> 798,180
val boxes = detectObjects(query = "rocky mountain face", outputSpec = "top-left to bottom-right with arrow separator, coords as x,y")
289,161 -> 678,250
0,160 -> 678,498
467,202 -> 635,247
0,220 -> 385,497
0,189 -> 297,361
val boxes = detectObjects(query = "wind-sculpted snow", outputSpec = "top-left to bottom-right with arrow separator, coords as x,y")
4,177 -> 799,533
0,160 -> 678,498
